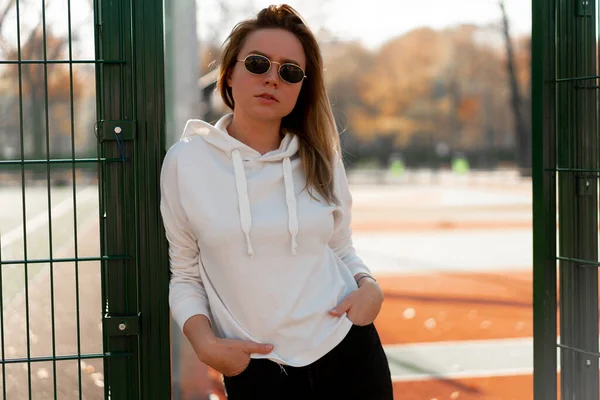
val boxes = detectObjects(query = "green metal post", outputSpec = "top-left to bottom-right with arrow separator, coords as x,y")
131,0 -> 171,398
555,0 -> 599,398
95,0 -> 140,397
95,0 -> 170,398
532,0 -> 557,398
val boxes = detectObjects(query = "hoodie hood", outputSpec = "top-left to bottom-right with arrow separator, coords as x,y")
181,113 -> 299,162
180,113 -> 300,258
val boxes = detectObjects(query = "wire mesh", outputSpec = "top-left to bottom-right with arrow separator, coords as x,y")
532,0 -> 600,398
0,0 -> 107,398
1,0 -> 187,397
553,0 -> 600,398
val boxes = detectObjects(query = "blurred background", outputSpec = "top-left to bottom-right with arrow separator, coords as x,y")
0,0 -> 534,399
167,1 -> 535,399
166,0 -> 532,177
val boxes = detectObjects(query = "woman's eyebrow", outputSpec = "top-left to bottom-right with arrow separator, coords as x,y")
247,50 -> 302,66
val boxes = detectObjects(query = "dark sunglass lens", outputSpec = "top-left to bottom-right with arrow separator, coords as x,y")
245,55 -> 270,74
280,64 -> 304,83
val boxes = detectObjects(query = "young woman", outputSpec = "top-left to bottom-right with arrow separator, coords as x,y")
160,4 -> 393,399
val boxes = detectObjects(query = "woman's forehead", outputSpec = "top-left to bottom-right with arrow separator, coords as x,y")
240,29 -> 306,66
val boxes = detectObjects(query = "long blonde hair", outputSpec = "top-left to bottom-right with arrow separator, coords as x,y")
217,4 -> 340,204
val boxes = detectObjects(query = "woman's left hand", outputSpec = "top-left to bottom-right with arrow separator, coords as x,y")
329,277 -> 384,326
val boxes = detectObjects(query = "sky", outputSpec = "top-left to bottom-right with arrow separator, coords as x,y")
1,0 -> 532,57
197,0 -> 532,49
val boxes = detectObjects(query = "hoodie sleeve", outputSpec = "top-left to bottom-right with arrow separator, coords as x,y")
160,146 -> 212,330
329,155 -> 372,277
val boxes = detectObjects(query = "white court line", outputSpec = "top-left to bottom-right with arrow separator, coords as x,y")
1,187 -> 97,249
384,336 -> 589,382
385,337 -> 535,382
390,367 -> 534,382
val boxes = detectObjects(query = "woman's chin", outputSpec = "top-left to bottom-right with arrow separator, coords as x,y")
246,106 -> 290,122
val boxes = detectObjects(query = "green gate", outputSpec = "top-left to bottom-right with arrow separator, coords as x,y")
533,0 -> 600,398
0,0 -> 170,398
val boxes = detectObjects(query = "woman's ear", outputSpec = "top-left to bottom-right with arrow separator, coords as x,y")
227,70 -> 233,87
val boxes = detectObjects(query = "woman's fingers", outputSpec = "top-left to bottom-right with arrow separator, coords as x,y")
329,296 -> 353,316
240,340 -> 274,354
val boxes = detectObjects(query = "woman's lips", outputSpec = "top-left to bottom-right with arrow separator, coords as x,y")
256,93 -> 279,102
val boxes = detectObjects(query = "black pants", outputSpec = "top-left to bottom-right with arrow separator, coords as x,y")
222,323 -> 393,400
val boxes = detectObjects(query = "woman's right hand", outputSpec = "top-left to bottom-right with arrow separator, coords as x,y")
183,314 -> 274,377
199,336 -> 274,377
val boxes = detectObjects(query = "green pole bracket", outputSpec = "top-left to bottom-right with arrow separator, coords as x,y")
98,120 -> 137,142
576,175 -> 597,196
103,313 -> 141,336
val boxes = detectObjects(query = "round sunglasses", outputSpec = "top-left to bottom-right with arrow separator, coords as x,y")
237,54 -> 307,84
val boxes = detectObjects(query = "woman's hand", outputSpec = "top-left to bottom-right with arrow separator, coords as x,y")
183,314 -> 274,377
199,336 -> 274,377
329,277 -> 384,326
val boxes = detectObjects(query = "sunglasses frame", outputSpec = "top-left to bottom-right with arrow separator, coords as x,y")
237,54 -> 307,84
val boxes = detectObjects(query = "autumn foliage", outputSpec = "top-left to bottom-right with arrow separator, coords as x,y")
0,27 -> 90,160
322,24 -> 531,167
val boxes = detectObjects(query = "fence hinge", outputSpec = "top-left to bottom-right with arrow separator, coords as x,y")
97,120 -> 136,142
103,313 -> 141,337
578,0 -> 593,16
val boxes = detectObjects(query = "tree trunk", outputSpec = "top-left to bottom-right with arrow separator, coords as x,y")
500,0 -> 531,177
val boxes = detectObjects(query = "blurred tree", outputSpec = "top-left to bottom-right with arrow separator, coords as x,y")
0,0 -> 91,161
193,1 -> 532,170
2,25 -> 85,159
347,27 -> 442,153
323,41 -> 374,132
500,0 -> 531,176
445,25 -> 508,150
350,25 -> 513,151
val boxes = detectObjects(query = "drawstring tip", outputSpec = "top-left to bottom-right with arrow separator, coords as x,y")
278,364 -> 288,375
244,233 -> 255,258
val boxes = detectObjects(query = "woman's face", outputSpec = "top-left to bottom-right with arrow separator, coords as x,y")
227,28 -> 306,124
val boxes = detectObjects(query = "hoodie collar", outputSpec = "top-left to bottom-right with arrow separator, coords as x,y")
182,113 -> 299,162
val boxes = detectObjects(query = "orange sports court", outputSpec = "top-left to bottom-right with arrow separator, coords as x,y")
176,171 -> 540,400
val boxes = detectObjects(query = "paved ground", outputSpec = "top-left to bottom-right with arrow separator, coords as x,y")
0,212 -> 105,399
0,183 -> 104,399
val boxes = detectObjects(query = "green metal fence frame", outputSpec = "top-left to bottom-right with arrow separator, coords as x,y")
532,0 -> 557,398
0,0 -> 170,398
95,0 -> 171,398
533,0 -> 600,398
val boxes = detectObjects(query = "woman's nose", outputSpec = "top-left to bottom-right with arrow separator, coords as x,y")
264,64 -> 280,86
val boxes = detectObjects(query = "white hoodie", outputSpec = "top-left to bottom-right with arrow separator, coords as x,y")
160,113 -> 371,366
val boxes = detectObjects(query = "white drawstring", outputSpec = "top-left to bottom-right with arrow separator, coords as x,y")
282,157 -> 299,255
231,150 -> 254,257
278,363 -> 288,375
230,151 -> 299,257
